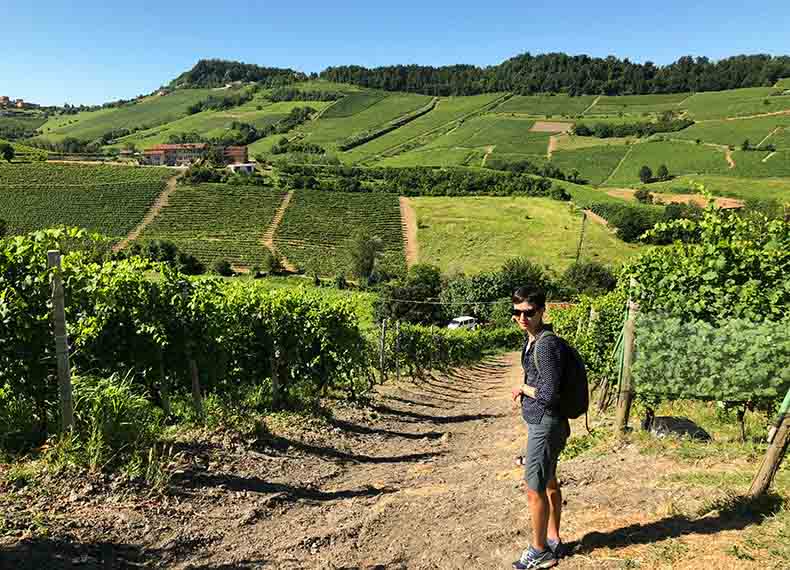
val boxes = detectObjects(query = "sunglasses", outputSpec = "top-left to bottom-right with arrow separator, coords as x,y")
512,307 -> 539,318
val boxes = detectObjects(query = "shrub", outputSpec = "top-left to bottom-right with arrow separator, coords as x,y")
634,188 -> 653,204
213,259 -> 233,276
561,261 -> 618,297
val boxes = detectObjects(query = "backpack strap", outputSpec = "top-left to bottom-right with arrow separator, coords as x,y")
531,329 -> 555,379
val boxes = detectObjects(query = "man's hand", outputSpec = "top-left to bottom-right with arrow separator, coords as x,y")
512,385 -> 537,402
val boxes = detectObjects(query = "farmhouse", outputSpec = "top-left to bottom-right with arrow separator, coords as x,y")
142,144 -> 248,166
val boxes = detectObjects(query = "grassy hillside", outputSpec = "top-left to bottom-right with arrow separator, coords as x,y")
495,94 -> 595,116
0,138 -> 48,161
0,162 -> 170,239
137,183 -> 286,267
683,87 -> 790,120
36,89 -> 217,142
112,100 -> 331,149
411,195 -> 642,275
671,115 -> 790,147
551,145 -> 631,185
605,140 -> 731,185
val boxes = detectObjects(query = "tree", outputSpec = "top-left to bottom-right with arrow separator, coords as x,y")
657,164 -> 670,181
0,143 -> 14,162
639,165 -> 653,184
348,231 -> 384,286
741,139 -> 751,151
561,261 -> 617,297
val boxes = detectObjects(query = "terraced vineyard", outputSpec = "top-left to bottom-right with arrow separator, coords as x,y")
0,162 -> 170,238
137,183 -> 287,267
671,115 -> 790,147
274,190 -> 405,275
683,87 -> 790,120
0,138 -> 48,162
550,145 -> 631,185
494,94 -> 596,116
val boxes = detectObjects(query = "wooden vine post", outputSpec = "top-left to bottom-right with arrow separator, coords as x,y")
47,250 -> 74,432
179,280 -> 203,418
615,295 -> 640,436
749,389 -> 790,497
379,319 -> 388,381
395,320 -> 401,383
270,346 -> 282,410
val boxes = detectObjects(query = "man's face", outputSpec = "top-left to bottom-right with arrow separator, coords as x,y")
512,301 -> 544,332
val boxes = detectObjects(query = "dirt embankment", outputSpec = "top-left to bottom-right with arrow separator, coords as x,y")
262,191 -> 297,273
606,188 -> 743,209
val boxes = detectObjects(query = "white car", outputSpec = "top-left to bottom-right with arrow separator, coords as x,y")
447,316 -> 478,330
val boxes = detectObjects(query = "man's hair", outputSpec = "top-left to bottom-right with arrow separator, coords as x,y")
511,288 -> 546,308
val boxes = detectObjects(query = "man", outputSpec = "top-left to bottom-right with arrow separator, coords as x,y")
510,288 -> 570,569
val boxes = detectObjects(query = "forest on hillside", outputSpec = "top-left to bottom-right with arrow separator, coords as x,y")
320,53 -> 790,96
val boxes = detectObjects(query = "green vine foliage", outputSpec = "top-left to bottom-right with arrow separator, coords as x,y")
549,289 -> 627,384
625,197 -> 790,322
1,228 -> 373,441
380,323 -> 523,378
633,316 -> 790,404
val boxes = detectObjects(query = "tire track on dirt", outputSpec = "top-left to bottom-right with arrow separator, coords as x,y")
400,196 -> 419,267
113,172 -> 180,253
262,191 -> 297,272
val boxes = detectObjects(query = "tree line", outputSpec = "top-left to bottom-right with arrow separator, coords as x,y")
319,53 -> 790,96
170,59 -> 307,88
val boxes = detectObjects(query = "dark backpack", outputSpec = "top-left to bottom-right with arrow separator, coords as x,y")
532,331 -> 589,419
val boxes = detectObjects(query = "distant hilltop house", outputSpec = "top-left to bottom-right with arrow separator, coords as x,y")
227,163 -> 256,175
142,143 -> 248,166
0,97 -> 39,109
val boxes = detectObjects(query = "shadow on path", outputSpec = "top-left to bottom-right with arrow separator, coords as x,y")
172,470 -> 397,503
570,493 -> 785,556
328,417 -> 445,441
0,537 -> 162,570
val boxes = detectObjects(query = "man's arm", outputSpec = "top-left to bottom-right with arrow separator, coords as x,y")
534,337 -> 563,408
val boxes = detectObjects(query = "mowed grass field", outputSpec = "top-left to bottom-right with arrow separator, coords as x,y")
647,174 -> 790,203
297,92 -> 432,149
683,87 -> 790,120
36,89 -> 217,142
0,162 -> 171,239
344,93 -> 505,161
412,196 -> 641,275
671,115 -> 790,147
589,93 -> 691,116
494,94 -> 596,116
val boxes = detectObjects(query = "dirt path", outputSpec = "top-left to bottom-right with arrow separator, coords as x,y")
725,147 -> 736,169
481,145 -> 495,167
2,353 -> 777,569
582,95 -> 601,115
583,209 -> 612,230
262,191 -> 297,273
113,173 -> 180,252
400,196 -> 419,267
763,151 -> 778,163
547,135 -> 560,158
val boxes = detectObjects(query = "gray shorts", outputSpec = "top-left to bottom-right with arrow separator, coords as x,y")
524,414 -> 570,492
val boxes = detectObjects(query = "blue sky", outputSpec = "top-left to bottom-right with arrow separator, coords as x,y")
2,0 -> 789,106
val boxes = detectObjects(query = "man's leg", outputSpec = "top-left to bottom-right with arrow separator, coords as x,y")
526,487 -> 549,551
546,476 -> 562,543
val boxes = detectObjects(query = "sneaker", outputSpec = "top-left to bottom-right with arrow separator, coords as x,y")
512,546 -> 557,569
547,538 -> 566,559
